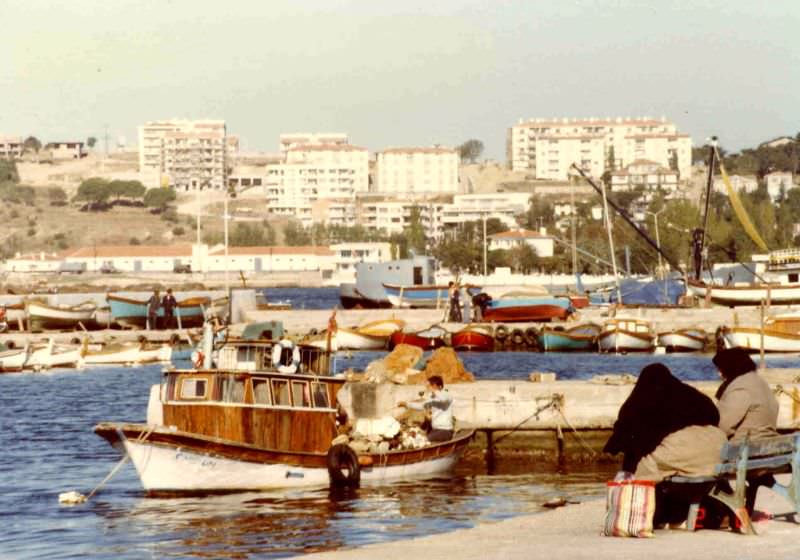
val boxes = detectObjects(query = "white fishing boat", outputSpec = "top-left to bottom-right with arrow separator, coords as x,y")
81,340 -> 172,365
354,318 -> 405,337
25,340 -> 83,369
94,337 -> 474,493
719,312 -> 800,353
686,280 -> 800,307
26,300 -> 97,331
305,327 -> 387,351
597,317 -> 656,353
0,345 -> 31,371
656,328 -> 707,352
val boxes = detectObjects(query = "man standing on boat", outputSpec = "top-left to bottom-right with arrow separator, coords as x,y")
147,289 -> 161,330
399,375 -> 455,442
162,288 -> 177,329
448,281 -> 462,323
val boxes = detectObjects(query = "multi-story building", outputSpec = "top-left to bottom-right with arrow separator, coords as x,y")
44,141 -> 86,160
138,120 -> 238,190
439,193 -> 530,234
765,171 -> 796,201
265,143 -> 369,227
488,229 -> 554,258
279,133 -> 348,155
375,147 -> 459,195
0,136 -> 23,159
610,159 -> 679,193
507,116 -> 692,182
713,174 -> 758,194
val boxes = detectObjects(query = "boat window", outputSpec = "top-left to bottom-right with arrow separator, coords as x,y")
311,382 -> 329,408
237,347 -> 254,363
272,379 -> 291,406
292,381 -> 310,407
180,378 -> 207,399
220,377 -> 246,403
253,379 -> 271,405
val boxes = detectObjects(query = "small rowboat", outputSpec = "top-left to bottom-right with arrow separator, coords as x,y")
451,324 -> 494,352
82,341 -> 172,365
355,318 -> 405,337
657,328 -> 707,352
26,300 -> 96,331
537,323 -> 601,352
597,318 -> 656,353
389,325 -> 447,351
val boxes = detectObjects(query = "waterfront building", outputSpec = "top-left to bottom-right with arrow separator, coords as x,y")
138,120 -> 239,191
610,159 -> 679,193
507,116 -> 692,182
488,229 -> 555,258
375,147 -> 459,195
0,136 -> 23,159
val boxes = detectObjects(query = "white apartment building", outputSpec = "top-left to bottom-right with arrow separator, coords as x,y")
765,171 -> 796,201
0,136 -> 23,159
610,159 -> 679,193
488,229 -> 554,258
266,143 -> 369,226
507,116 -> 692,182
439,193 -> 530,233
358,200 -> 439,236
279,133 -> 348,154
712,174 -> 758,195
375,147 -> 459,195
138,120 -> 238,191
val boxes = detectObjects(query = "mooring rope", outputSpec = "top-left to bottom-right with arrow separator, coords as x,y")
492,395 -> 561,445
775,385 -> 800,405
554,403 -> 599,458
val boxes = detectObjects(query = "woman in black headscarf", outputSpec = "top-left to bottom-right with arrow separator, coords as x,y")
604,363 -> 726,480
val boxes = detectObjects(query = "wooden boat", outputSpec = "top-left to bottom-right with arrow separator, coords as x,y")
383,284 -> 481,309
3,301 -> 28,330
0,345 -> 31,371
94,338 -> 474,492
388,325 -> 447,351
26,300 -> 96,331
354,318 -> 405,337
304,319 -> 403,351
597,317 -> 656,353
657,328 -> 707,352
107,294 -> 210,328
685,279 -> 800,307
719,313 -> 800,352
451,324 -> 494,352
0,340 -> 83,371
480,295 -> 573,323
81,340 -> 172,365
537,323 -> 601,352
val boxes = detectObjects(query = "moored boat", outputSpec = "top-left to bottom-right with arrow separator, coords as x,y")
354,318 -> 405,337
597,317 -> 656,353
657,328 -> 707,352
451,324 -> 494,352
94,337 -> 473,493
384,284 -> 481,309
26,300 -> 97,331
719,312 -> 800,353
81,340 -> 172,365
479,295 -> 573,323
388,325 -> 447,351
685,279 -> 800,307
108,294 -> 210,328
537,323 -> 601,352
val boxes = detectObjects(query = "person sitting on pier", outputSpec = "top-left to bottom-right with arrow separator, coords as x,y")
603,363 -> 727,525
712,347 -> 779,515
147,289 -> 161,330
398,375 -> 454,443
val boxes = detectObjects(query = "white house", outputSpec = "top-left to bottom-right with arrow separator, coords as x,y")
713,174 -> 758,194
488,229 -> 554,258
765,171 -> 796,201
610,159 -> 679,193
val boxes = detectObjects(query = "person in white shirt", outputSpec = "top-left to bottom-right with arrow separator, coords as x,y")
399,375 -> 454,442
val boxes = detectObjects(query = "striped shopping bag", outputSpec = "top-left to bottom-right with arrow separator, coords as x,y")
603,480 -> 656,538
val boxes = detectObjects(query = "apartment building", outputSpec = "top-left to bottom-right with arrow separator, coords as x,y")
507,116 -> 692,182
138,120 -> 238,190
765,171 -> 796,201
439,193 -> 530,233
358,200 -> 438,236
712,174 -> 758,194
279,133 -> 348,154
610,160 -> 679,193
375,147 -> 459,195
44,141 -> 86,160
0,136 -> 23,159
265,143 -> 369,226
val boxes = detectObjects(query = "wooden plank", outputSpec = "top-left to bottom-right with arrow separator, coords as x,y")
720,434 -> 798,462
715,455 -> 793,476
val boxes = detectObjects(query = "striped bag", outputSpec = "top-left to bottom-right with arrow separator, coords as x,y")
603,480 -> 656,538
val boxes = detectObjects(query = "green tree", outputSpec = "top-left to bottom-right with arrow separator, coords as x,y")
23,136 -> 41,153
404,205 -> 427,254
511,244 -> 539,273
0,159 -> 19,182
109,180 -> 146,203
457,139 -> 484,163
87,136 -> 97,148
284,221 -> 310,246
143,187 -> 176,211
75,178 -> 111,210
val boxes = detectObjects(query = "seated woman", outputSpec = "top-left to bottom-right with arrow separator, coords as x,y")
713,347 -> 779,514
604,363 -> 727,525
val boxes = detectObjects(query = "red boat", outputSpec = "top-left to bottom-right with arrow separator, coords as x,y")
388,326 -> 447,351
481,303 -> 571,322
568,294 -> 590,309
451,324 -> 494,352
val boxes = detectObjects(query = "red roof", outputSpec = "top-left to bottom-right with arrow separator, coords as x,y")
489,229 -> 550,239
66,245 -> 194,258
380,147 -> 456,155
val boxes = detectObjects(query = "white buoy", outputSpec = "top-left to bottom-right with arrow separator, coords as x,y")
58,491 -> 87,505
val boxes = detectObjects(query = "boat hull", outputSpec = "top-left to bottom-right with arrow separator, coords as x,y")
451,327 -> 494,352
482,304 -> 570,323
686,280 -> 800,306
83,343 -> 172,365
536,329 -> 597,352
96,423 -> 473,492
107,295 -> 208,328
657,330 -> 707,352
388,331 -> 446,351
720,327 -> 800,353
597,331 -> 655,353
26,301 -> 96,331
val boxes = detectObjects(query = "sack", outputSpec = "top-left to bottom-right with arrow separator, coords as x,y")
603,480 -> 656,538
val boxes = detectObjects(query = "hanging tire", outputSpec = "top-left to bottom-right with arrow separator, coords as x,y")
494,325 -> 509,340
327,444 -> 361,488
525,327 -> 539,347
511,328 -> 525,346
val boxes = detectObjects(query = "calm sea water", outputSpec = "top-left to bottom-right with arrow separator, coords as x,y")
3,312 -> 800,558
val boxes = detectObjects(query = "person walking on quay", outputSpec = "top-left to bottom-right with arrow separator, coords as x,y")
147,289 -> 161,330
447,281 -> 462,323
162,288 -> 177,329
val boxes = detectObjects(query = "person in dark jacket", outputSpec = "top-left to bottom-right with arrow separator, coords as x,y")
604,363 -> 727,526
147,289 -> 160,330
161,288 -> 177,329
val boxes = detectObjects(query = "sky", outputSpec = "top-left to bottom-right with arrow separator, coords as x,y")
2,0 -> 799,160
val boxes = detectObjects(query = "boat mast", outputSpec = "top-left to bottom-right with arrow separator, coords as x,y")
599,173 -> 623,303
570,181 -> 578,277
694,137 -> 718,280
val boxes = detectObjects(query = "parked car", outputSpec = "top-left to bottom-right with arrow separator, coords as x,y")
173,263 -> 192,273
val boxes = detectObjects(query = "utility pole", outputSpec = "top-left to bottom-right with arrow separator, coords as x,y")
482,212 -> 488,277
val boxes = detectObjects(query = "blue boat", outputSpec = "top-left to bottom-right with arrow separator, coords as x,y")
339,256 -> 438,309
383,283 -> 482,309
107,294 -> 210,328
536,323 -> 601,352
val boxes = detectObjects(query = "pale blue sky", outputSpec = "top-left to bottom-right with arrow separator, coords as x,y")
2,1 -> 798,159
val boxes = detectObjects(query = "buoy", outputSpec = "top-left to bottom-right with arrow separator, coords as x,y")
58,491 -> 87,505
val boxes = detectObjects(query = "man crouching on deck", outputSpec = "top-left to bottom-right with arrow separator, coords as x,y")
398,375 -> 454,442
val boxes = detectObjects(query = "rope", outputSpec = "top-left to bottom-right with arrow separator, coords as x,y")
492,395 -> 560,445
555,403 -> 598,458
775,385 -> 800,405
84,425 -> 156,501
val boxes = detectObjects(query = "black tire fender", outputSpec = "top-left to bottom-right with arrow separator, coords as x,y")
494,325 -> 509,340
326,444 -> 361,487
